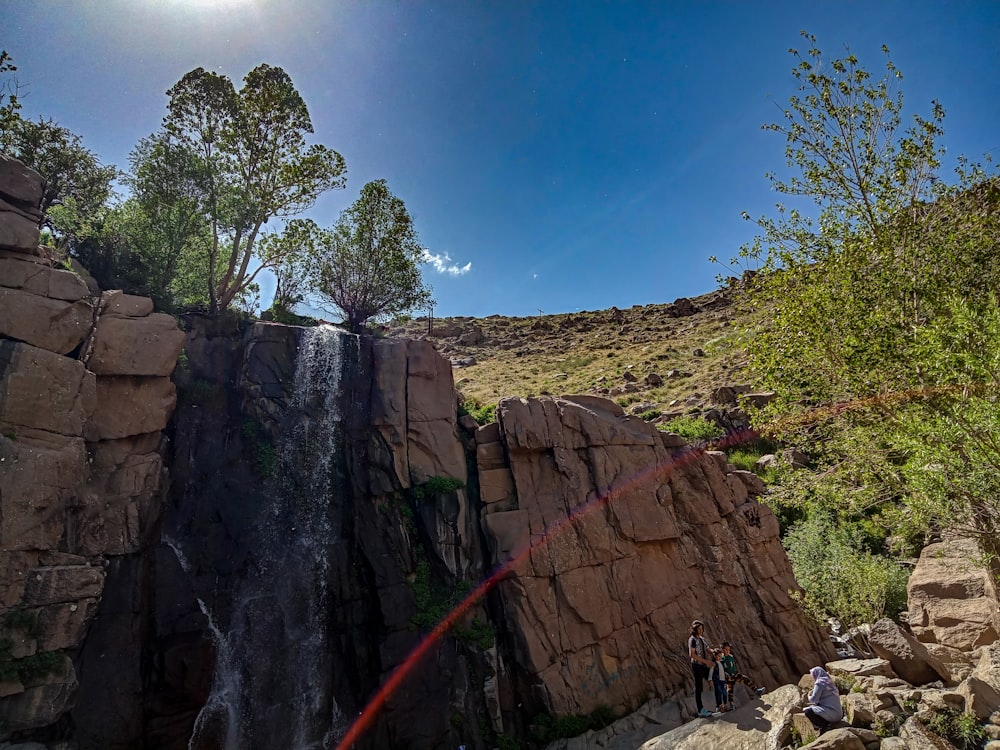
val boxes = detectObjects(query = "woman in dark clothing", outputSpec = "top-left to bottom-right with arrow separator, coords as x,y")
688,620 -> 714,718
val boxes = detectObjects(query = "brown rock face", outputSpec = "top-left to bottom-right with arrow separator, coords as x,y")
907,539 -> 1000,651
0,288 -> 93,355
87,312 -> 185,376
0,156 -> 183,743
483,395 -> 833,717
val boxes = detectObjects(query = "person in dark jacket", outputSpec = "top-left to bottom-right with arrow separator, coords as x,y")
688,620 -> 714,718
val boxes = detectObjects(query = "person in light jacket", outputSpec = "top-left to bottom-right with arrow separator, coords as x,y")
803,666 -> 843,734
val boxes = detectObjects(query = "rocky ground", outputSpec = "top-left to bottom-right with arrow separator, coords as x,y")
387,286 -> 755,422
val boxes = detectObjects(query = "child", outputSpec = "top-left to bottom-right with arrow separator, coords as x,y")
721,640 -> 766,709
710,649 -> 728,712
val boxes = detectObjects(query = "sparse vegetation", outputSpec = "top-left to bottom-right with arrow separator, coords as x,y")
657,415 -> 724,441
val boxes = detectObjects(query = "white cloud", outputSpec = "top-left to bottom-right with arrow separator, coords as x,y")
422,249 -> 472,276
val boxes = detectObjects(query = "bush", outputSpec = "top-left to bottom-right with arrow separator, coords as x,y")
459,399 -> 496,426
657,415 -> 724,441
783,513 -> 910,628
926,709 -> 986,750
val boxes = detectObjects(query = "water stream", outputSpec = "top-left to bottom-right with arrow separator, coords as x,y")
186,325 -> 353,750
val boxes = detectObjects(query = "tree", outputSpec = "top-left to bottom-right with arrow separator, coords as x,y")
309,179 -> 433,332
159,64 -> 347,314
118,133 -> 212,308
0,116 -> 117,234
733,34 -> 1000,594
0,50 -> 22,132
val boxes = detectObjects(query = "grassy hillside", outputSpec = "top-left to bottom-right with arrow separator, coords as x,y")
388,286 -> 755,419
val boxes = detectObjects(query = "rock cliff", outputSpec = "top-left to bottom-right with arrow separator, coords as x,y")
0,155 -> 184,740
0,152 -> 834,748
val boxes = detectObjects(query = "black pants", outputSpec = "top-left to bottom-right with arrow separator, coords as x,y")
803,706 -> 833,734
692,663 -> 709,710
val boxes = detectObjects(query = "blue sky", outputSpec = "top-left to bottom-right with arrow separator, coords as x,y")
2,1 -> 998,318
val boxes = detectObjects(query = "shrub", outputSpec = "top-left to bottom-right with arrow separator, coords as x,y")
412,476 -> 465,502
926,708 -> 986,750
459,399 -> 496,425
783,513 -> 910,628
656,415 -> 724,441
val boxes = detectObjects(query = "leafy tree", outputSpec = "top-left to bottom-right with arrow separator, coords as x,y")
0,116 -> 117,234
158,64 -> 347,314
260,218 -> 320,317
118,133 -> 212,308
309,179 -> 433,332
0,50 -> 22,131
734,34 -> 1000,588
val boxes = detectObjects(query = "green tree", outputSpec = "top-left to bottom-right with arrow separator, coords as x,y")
0,50 -> 21,132
309,179 -> 433,332
158,64 -> 347,314
120,133 -> 211,308
0,116 -> 117,234
734,34 -> 1000,585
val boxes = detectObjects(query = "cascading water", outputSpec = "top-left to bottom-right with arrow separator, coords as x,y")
188,325 -> 354,750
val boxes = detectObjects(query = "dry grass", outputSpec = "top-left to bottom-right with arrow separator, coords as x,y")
388,288 -> 756,418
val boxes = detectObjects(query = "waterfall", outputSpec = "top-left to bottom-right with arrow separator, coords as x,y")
188,325 -> 353,750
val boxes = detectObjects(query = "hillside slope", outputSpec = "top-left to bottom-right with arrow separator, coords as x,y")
388,286 -> 757,422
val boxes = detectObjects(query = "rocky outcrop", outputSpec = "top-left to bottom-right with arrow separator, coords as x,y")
0,155 -> 185,741
478,395 -> 831,720
908,538 -> 1000,652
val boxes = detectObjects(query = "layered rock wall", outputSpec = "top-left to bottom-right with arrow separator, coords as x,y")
479,395 -> 833,718
0,155 -> 184,740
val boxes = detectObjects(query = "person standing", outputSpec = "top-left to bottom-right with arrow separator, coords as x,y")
803,666 -> 843,735
720,640 -> 766,709
688,620 -> 714,718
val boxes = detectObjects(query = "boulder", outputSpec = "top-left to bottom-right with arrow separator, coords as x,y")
0,154 -> 45,209
101,290 -> 154,317
957,644 -> 1000,719
0,288 -> 92,355
0,653 -> 76,734
87,312 -> 186,376
907,539 -> 1000,651
89,376 -> 177,440
868,618 -> 943,686
0,257 -> 90,301
487,395 -> 833,717
826,658 -> 896,679
0,430 -> 86,551
0,340 -> 95,435
639,684 -> 801,749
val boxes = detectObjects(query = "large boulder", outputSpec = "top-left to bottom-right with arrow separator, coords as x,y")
89,376 -> 177,440
868,617 -> 944,686
639,684 -> 802,749
0,288 -> 92,355
0,340 -> 95,435
484,395 -> 834,717
907,538 -> 1000,650
87,312 -> 185,377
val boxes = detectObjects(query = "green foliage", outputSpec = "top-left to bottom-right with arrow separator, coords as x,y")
0,649 -> 64,683
453,617 -> 494,650
495,734 -> 520,750
308,179 -> 434,332
528,706 -> 620,742
637,409 -> 661,421
925,708 -> 986,750
3,609 -> 42,640
155,64 -> 347,314
782,511 -> 909,628
729,33 -> 1000,605
0,116 -> 117,237
832,673 -> 856,694
0,49 -> 22,128
656,415 -> 724,441
412,476 -> 465,502
459,399 -> 496,426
